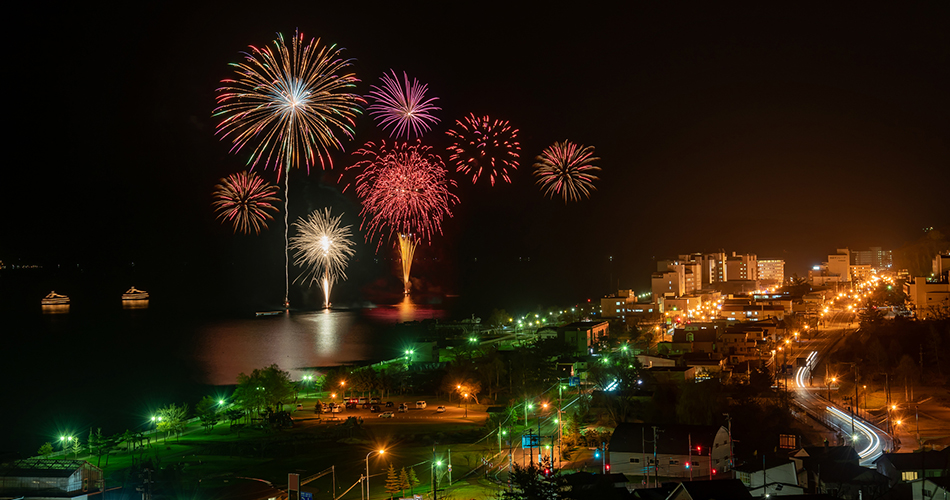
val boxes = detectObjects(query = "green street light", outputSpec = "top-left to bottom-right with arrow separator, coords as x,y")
218,399 -> 225,405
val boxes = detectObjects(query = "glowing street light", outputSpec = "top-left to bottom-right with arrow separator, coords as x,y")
365,448 -> 385,500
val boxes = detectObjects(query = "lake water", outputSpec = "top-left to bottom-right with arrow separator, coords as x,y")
0,294 -> 449,457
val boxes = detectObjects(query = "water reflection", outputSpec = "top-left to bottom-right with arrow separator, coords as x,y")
193,302 -> 448,386
363,296 -> 448,323
41,304 -> 70,314
194,310 -> 373,385
122,299 -> 149,310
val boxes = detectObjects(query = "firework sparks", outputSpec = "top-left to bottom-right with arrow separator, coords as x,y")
398,234 -> 417,295
533,140 -> 601,203
214,30 -> 363,174
290,208 -> 356,308
212,171 -> 281,235
350,141 -> 458,245
446,114 -> 521,186
214,30 -> 363,307
367,70 -> 441,139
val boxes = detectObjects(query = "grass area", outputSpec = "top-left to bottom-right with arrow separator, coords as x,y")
56,393 -> 508,499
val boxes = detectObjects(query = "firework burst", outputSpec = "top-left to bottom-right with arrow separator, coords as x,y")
212,171 -> 281,235
533,140 -> 601,203
350,141 -> 458,245
446,114 -> 521,186
290,208 -> 356,308
367,70 -> 441,139
214,30 -> 363,307
214,30 -> 363,174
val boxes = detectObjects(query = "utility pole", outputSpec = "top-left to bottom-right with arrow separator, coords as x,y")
688,434 -> 692,481
652,426 -> 663,488
447,449 -> 452,485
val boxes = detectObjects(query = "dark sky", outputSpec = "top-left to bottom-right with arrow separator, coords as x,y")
5,3 -> 949,311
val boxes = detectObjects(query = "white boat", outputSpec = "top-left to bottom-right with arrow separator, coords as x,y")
122,287 -> 149,300
41,291 -> 70,305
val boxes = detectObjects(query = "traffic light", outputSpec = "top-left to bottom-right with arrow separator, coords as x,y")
605,464 -> 611,472
594,449 -> 601,459
712,468 -> 717,475
685,463 -> 690,469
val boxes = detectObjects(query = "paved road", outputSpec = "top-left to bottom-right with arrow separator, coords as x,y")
790,309 -> 893,466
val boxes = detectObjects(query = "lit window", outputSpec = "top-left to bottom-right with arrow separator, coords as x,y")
902,471 -> 918,481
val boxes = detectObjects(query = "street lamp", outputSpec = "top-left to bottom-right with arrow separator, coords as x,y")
340,381 -> 347,401
463,393 -> 469,418
365,448 -> 385,500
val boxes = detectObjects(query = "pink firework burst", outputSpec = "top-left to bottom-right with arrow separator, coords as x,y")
533,140 -> 601,203
212,171 -> 281,234
349,141 -> 458,246
367,70 -> 441,139
446,114 -> 521,186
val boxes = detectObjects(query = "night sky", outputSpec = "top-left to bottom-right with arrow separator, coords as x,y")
5,3 -> 949,312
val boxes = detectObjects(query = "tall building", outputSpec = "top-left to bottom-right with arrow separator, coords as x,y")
757,259 -> 785,284
702,251 -> 727,286
725,252 -> 758,281
827,249 -> 850,282
852,247 -> 893,269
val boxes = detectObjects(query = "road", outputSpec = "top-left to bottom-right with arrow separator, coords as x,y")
789,309 -> 893,466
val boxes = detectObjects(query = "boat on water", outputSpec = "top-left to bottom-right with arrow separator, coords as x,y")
255,311 -> 284,317
122,287 -> 149,300
41,291 -> 70,305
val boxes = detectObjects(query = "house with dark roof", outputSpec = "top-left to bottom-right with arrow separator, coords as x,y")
734,456 -> 803,497
665,478 -> 753,499
561,471 -> 632,500
911,476 -> 950,500
608,423 -> 732,481
791,445 -> 860,494
0,459 -> 103,498
819,462 -> 890,499
875,448 -> 950,487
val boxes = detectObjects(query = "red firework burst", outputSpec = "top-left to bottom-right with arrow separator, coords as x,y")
349,141 -> 458,246
446,113 -> 521,186
212,171 -> 281,234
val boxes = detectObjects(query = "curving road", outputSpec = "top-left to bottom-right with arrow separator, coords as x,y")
790,310 -> 893,466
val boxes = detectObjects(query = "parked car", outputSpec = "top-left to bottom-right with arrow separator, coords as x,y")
370,397 -> 380,404
415,401 -> 427,409
331,406 -> 341,413
436,406 -> 446,413
358,397 -> 368,405
371,405 -> 381,413
296,403 -> 304,411
385,401 -> 394,408
378,412 -> 394,418
398,404 -> 408,412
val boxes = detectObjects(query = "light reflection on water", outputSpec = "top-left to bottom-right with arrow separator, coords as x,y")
193,302 -> 447,386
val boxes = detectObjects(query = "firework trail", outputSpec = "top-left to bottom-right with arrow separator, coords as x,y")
533,140 -> 601,203
212,171 -> 281,235
349,141 -> 457,294
446,113 -> 521,186
367,70 -> 440,139
290,208 -> 356,308
398,234 -> 417,295
214,30 -> 363,307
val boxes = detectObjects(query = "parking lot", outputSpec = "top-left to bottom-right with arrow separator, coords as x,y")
293,397 -> 486,426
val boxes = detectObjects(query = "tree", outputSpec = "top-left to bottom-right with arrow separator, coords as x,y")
70,436 -> 83,459
499,463 -> 560,500
896,354 -> 921,401
385,463 -> 401,499
407,467 -> 420,494
399,467 -> 410,498
157,403 -> 189,443
196,396 -> 220,433
489,309 -> 511,329
37,442 -> 54,457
